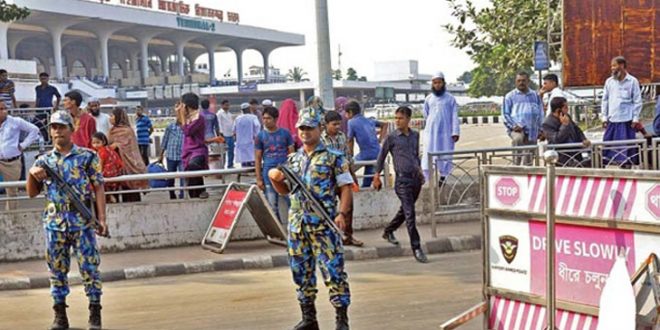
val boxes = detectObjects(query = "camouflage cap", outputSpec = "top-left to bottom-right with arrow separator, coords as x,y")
296,107 -> 321,128
49,110 -> 74,129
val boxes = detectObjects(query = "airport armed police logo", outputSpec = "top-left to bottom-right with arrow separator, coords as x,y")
499,235 -> 518,264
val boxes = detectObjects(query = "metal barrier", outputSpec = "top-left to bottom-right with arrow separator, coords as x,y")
427,138 -> 660,238
439,165 -> 660,329
0,159 -> 385,206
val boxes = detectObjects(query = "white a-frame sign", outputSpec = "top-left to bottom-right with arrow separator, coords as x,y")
202,183 -> 287,254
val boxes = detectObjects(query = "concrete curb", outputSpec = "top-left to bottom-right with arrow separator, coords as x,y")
0,234 -> 481,291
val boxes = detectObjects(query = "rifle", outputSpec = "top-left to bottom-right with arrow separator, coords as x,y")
277,165 -> 344,237
39,161 -> 110,238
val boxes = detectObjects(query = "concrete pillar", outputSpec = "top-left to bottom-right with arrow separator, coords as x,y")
130,51 -> 139,77
0,23 -> 8,60
159,54 -> 168,75
314,0 -> 335,108
49,26 -> 67,81
261,49 -> 271,83
185,55 -> 195,74
97,31 -> 113,79
177,42 -> 185,77
205,45 -> 216,84
139,37 -> 151,82
235,48 -> 244,85
299,89 -> 306,106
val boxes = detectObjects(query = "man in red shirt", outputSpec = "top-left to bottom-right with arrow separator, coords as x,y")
64,91 -> 96,148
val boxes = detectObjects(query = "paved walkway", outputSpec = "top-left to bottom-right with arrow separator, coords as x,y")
0,221 -> 481,290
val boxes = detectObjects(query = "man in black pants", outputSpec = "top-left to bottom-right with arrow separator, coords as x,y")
373,106 -> 428,263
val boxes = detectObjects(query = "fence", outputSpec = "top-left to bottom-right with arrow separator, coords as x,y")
439,164 -> 660,329
0,160 -> 386,206
427,138 -> 660,238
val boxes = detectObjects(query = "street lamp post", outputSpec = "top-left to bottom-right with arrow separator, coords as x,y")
314,0 -> 335,108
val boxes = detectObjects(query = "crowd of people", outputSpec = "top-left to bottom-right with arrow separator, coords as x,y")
5,56 -> 653,329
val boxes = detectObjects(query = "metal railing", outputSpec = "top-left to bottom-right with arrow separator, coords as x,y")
0,159 -> 385,206
427,137 -> 660,237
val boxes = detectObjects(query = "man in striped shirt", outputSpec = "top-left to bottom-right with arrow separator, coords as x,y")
135,106 -> 153,166
503,72 -> 544,165
0,69 -> 16,109
322,110 -> 362,247
159,118 -> 185,200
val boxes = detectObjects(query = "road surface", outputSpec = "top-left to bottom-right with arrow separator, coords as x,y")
0,251 -> 484,330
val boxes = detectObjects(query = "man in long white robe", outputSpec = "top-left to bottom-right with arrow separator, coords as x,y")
421,71 -> 460,185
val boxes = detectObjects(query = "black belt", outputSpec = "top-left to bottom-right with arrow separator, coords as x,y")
0,156 -> 20,162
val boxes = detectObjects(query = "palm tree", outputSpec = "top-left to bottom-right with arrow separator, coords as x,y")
287,67 -> 309,82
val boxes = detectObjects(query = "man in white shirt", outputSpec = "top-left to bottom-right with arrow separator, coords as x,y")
601,56 -> 643,167
216,99 -> 235,168
87,98 -> 111,136
233,102 -> 261,167
539,73 -> 564,114
0,102 -> 40,209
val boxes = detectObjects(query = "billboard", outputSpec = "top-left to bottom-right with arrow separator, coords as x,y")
563,0 -> 660,87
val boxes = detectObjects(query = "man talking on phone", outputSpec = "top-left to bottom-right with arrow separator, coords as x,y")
542,97 -> 591,167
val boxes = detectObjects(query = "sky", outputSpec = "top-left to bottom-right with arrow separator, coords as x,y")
191,0 -> 490,83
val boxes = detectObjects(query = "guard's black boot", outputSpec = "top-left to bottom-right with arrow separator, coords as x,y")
292,303 -> 319,330
88,302 -> 102,330
335,306 -> 349,330
48,303 -> 69,330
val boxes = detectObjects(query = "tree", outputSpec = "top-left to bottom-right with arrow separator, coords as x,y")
0,0 -> 30,22
358,76 -> 367,81
457,70 -> 473,84
444,0 -> 559,96
333,69 -> 343,80
286,67 -> 308,82
346,67 -> 358,81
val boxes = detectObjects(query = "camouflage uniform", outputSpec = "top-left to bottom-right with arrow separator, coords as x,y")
286,113 -> 354,308
35,145 -> 104,304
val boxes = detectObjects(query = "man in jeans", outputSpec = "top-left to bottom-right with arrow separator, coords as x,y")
346,101 -> 387,187
135,106 -> 153,166
255,106 -> 294,223
159,117 -> 185,199
216,99 -> 235,168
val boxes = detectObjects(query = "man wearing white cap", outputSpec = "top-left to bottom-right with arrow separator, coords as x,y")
87,97 -> 111,136
421,71 -> 460,186
233,102 -> 261,167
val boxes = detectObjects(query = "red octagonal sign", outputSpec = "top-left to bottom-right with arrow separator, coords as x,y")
645,184 -> 660,218
494,177 -> 520,206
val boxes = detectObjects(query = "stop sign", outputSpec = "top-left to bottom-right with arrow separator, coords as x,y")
494,177 -> 520,206
645,184 -> 660,218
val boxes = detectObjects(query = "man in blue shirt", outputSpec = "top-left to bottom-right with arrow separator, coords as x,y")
503,72 -> 544,165
601,56 -> 643,167
255,106 -> 294,223
35,72 -> 61,109
135,106 -> 153,166
346,101 -> 387,187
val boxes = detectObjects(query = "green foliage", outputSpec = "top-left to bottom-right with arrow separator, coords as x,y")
0,0 -> 30,22
346,67 -> 358,81
332,69 -> 343,80
358,76 -> 367,81
444,0 -> 560,97
457,70 -> 473,84
286,67 -> 308,82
